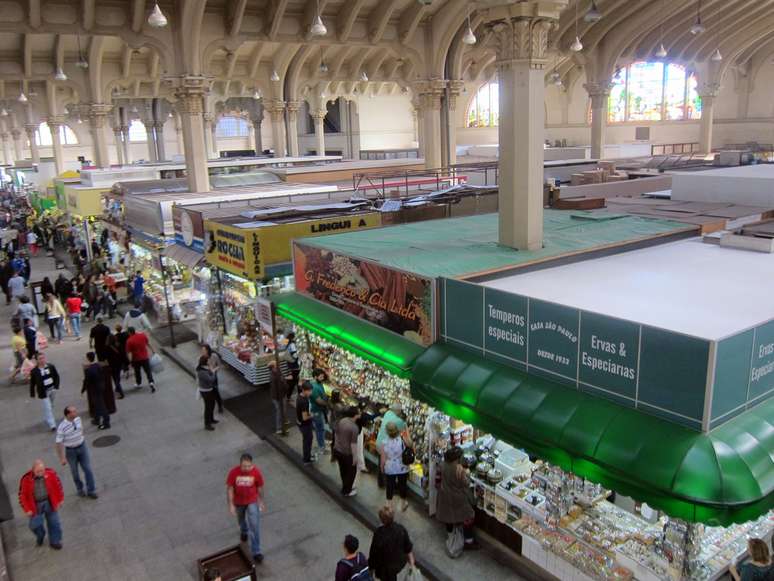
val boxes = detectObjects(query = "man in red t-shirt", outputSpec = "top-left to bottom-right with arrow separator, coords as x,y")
226,453 -> 265,563
65,292 -> 83,339
125,326 -> 155,392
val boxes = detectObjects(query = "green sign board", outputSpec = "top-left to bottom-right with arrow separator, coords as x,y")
441,278 -> 711,430
749,319 -> 774,401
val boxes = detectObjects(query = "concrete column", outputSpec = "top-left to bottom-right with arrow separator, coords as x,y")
144,123 -> 158,161
311,110 -> 326,156
24,124 -> 40,163
699,84 -> 719,153
447,80 -> 465,166
11,129 -> 23,161
266,100 -> 286,157
210,119 -> 219,158
0,133 -> 11,165
414,80 -> 445,169
175,116 -> 185,155
252,119 -> 263,154
175,80 -> 211,192
121,126 -> 131,164
154,123 -> 166,161
88,104 -> 112,168
481,2 -> 567,250
286,101 -> 301,157
585,82 -> 611,160
203,113 -> 214,160
47,118 -> 66,174
112,127 -> 124,165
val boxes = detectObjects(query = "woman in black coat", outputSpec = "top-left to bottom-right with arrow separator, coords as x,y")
368,505 -> 416,581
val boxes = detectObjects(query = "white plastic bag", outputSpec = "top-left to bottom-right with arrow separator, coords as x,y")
149,353 -> 164,373
399,565 -> 426,581
445,526 -> 464,559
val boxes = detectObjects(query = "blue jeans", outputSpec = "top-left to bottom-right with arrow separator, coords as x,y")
65,443 -> 96,495
41,389 -> 56,429
312,411 -> 326,448
272,399 -> 286,432
69,313 -> 81,337
236,503 -> 261,556
29,500 -> 62,546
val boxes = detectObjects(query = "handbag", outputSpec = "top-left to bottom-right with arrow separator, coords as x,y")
445,525 -> 464,558
401,436 -> 415,466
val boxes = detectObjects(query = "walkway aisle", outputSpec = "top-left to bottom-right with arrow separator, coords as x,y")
0,255 -> 372,581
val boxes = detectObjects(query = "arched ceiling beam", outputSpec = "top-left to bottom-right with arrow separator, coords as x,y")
227,0 -> 249,37
248,42 -> 267,79
366,50 -> 390,80
429,0 -> 469,78
266,0 -> 290,41
556,0 -> 630,50
131,0 -> 147,34
331,46 -> 356,77
349,47 -> 373,79
677,0 -> 767,61
176,0 -> 208,74
87,35 -> 106,102
54,34 -> 65,72
121,44 -> 133,78
337,0 -> 367,42
369,0 -> 400,44
398,1 -> 426,44
629,0 -> 710,61
28,0 -> 41,29
285,44 -> 314,101
83,0 -> 96,31
23,34 -> 33,78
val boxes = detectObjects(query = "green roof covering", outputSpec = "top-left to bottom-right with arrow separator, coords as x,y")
412,343 -> 774,526
298,211 -> 694,279
273,292 -> 424,377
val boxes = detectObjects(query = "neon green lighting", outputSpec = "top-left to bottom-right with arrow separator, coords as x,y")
275,303 -> 411,376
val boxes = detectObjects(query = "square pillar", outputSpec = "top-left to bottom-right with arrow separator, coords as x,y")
88,103 -> 112,168
47,118 -> 66,174
286,101 -> 301,157
311,110 -> 326,156
414,80 -> 446,169
266,101 -> 287,157
11,129 -> 23,161
175,80 -> 211,192
699,84 -> 719,154
24,124 -> 40,163
585,82 -> 611,160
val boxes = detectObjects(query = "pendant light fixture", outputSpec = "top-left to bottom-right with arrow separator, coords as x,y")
360,71 -> 369,82
319,46 -> 328,73
690,0 -> 705,35
54,67 -> 68,81
0,107 -> 7,117
571,0 -> 583,52
252,88 -> 262,100
711,48 -> 722,62
76,35 -> 89,69
148,2 -> 168,28
18,92 -> 28,104
655,1 -> 667,59
584,0 -> 602,23
270,70 -> 280,82
462,8 -> 477,45
310,0 -> 327,37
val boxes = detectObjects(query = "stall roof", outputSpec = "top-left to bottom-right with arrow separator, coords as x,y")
164,243 -> 204,269
273,292 -> 424,377
412,342 -> 774,526
484,238 -> 774,340
296,211 -> 695,279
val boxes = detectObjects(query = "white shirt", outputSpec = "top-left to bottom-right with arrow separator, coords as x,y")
8,276 -> 25,297
56,416 -> 84,448
26,231 -> 37,245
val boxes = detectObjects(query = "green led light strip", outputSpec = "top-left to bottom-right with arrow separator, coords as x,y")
276,304 -> 410,377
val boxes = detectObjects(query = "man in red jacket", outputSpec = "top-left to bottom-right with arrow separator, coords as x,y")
18,459 -> 64,549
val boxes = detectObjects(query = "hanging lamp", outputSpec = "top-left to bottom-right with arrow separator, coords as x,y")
76,35 -> 89,69
319,46 -> 328,73
655,0 -> 667,58
711,48 -> 722,62
360,71 -> 369,82
571,0 -> 583,52
690,0 -> 705,35
54,67 -> 68,81
462,9 -> 477,45
253,88 -> 262,100
148,3 -> 168,28
270,70 -> 280,82
310,0 -> 327,36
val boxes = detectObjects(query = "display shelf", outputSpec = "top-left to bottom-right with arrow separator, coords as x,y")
218,345 -> 288,386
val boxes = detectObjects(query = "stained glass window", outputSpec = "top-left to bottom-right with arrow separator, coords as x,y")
466,80 -> 499,127
216,116 -> 250,138
35,122 -> 78,146
607,62 -> 701,123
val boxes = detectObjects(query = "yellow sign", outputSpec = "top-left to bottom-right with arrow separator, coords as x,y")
204,221 -> 262,279
64,185 -> 108,217
204,212 -> 381,280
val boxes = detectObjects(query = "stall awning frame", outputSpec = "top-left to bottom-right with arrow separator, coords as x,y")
164,243 -> 205,269
273,292 -> 424,378
412,343 -> 774,526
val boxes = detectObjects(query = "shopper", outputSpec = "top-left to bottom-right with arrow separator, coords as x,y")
329,390 -> 346,458
89,317 -> 112,362
9,326 -> 25,382
8,269 -> 26,305
105,333 -> 125,399
203,569 -> 222,581
26,229 -> 38,256
730,538 -> 772,581
54,273 -> 69,305
285,332 -> 300,400
267,360 -> 288,435
435,447 -> 479,552
23,317 -> 37,359
113,323 -> 130,376
125,326 -> 155,392
16,296 -> 38,330
310,369 -> 329,455
123,302 -> 152,332
18,459 -> 64,549
44,293 -> 66,344
55,406 -> 98,498
297,381 -> 315,464
196,355 -> 218,431
202,344 -> 223,414
226,453 -> 265,564
82,352 -> 110,430
368,505 -> 416,581
41,276 -> 54,299
334,406 -> 360,498
376,403 -> 408,488
29,352 -> 60,431
131,270 -> 145,303
380,422 -> 411,513
65,291 -> 83,340
335,534 -> 370,581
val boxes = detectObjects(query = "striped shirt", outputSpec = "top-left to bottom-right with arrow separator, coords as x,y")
55,416 -> 85,448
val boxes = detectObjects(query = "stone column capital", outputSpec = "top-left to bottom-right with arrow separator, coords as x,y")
265,100 -> 285,118
0,133 -> 9,141
413,79 -> 446,111
285,101 -> 301,114
88,103 -> 113,117
486,17 -> 556,70
174,79 -> 210,116
24,123 -> 38,134
10,128 -> 22,139
310,110 -> 327,121
46,116 -> 66,129
203,112 -> 215,123
584,81 -> 613,108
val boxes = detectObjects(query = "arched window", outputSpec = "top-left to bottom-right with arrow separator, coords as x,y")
216,116 -> 250,138
128,120 -> 147,142
466,80 -> 499,127
608,62 -> 702,123
35,122 -> 78,146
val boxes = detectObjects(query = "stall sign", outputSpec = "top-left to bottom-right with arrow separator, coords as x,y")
256,298 -> 274,334
173,206 -> 205,251
441,278 -> 711,431
204,220 -> 262,279
293,242 -> 433,346
261,212 -> 381,266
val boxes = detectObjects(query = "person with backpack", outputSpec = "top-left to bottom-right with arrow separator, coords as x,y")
335,534 -> 371,581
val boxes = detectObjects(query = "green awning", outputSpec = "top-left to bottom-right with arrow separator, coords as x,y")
273,292 -> 424,378
412,343 -> 774,526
